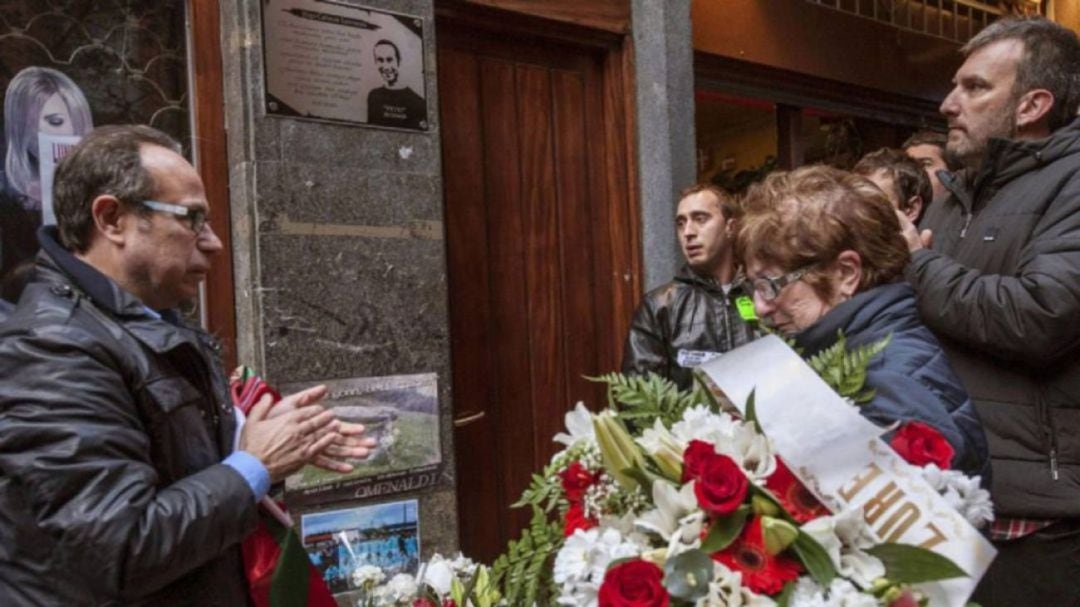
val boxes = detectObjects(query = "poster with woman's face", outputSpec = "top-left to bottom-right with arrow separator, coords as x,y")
0,1 -> 191,301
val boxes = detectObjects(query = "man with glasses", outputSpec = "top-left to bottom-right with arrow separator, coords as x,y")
622,184 -> 759,390
0,125 -> 375,605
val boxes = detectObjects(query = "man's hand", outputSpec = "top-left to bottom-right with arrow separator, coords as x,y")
896,210 -> 933,252
240,389 -> 340,482
268,385 -> 379,473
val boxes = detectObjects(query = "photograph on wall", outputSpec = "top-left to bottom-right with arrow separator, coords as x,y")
301,499 -> 420,599
261,0 -> 428,131
283,373 -> 442,507
1,1 -> 191,304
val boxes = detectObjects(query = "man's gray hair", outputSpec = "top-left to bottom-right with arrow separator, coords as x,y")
963,16 -> 1080,132
53,124 -> 182,252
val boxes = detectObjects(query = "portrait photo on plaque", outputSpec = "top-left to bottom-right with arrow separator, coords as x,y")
261,0 -> 428,131
300,499 -> 420,598
283,373 -> 442,506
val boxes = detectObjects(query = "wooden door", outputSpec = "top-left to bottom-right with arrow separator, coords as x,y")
437,11 -> 639,562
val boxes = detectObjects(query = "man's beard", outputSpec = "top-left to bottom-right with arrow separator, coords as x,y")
946,100 -> 1019,171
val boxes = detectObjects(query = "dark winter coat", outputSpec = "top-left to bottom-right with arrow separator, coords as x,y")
908,117 -> 1080,518
622,265 -> 759,390
795,283 -> 990,480
0,228 -> 257,606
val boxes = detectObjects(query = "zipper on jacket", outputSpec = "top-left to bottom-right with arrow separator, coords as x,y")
1037,391 -> 1061,481
959,212 -> 973,239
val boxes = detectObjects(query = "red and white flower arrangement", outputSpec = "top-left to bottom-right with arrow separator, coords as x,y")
537,390 -> 992,607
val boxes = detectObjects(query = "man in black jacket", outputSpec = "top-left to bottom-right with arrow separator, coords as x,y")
622,184 -> 758,390
0,125 -> 374,605
900,17 -> 1080,606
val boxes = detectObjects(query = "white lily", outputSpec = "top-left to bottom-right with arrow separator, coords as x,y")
636,419 -> 685,480
800,508 -> 885,589
698,562 -> 777,607
670,405 -> 777,481
636,480 -> 698,540
554,401 -> 596,448
422,556 -> 454,595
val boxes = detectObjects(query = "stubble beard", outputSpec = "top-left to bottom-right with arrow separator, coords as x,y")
946,99 -> 1021,172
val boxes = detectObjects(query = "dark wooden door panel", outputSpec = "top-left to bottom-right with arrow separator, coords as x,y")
439,48 -> 504,557
438,13 -> 636,563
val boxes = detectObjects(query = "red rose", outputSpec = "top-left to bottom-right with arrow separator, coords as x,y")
682,440 -> 716,483
412,599 -> 437,607
560,461 -> 600,502
694,452 -> 749,516
598,559 -> 670,607
564,502 -> 597,536
890,421 -> 955,469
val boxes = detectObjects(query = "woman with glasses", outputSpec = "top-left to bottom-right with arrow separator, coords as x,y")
736,165 -> 989,479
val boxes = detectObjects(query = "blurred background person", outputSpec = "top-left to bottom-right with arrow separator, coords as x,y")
854,147 -> 933,224
622,184 -> 758,390
737,165 -> 988,478
901,130 -> 954,204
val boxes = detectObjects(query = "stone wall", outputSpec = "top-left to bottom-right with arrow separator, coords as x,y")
218,0 -> 459,565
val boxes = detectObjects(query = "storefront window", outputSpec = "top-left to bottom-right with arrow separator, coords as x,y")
1,0 -> 189,299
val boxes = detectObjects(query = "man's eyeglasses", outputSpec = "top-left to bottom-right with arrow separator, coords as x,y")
141,200 -> 209,235
746,265 -> 814,302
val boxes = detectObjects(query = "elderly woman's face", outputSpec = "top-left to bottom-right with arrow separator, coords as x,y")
745,258 -> 835,336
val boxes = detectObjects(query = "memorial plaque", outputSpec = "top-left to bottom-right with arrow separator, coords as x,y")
262,0 -> 428,131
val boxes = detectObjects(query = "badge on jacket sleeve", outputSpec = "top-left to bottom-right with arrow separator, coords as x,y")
677,349 -> 722,368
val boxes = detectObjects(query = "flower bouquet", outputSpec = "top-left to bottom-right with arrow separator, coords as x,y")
487,335 -> 994,607
353,553 -> 502,607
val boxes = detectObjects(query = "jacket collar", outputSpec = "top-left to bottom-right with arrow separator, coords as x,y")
973,116 -> 1080,199
674,263 -> 745,295
793,282 -> 917,356
35,226 -> 192,351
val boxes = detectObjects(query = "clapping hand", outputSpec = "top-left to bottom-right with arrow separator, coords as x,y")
268,385 -> 379,473
239,388 -> 340,482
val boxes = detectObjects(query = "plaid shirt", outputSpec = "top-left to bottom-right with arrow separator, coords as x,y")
989,516 -> 1057,541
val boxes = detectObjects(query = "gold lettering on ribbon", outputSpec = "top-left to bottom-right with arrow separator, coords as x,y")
879,502 -> 921,541
864,481 -> 904,525
919,522 -> 948,550
838,462 -> 883,501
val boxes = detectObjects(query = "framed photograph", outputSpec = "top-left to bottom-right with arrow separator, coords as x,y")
283,373 -> 442,506
261,0 -> 428,131
300,499 -> 420,598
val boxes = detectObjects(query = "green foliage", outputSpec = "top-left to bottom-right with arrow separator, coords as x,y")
866,542 -> 968,583
490,509 -> 564,606
663,549 -> 714,602
791,530 -> 837,587
700,505 -> 750,553
512,448 -> 581,513
804,331 -> 891,404
587,372 -> 710,433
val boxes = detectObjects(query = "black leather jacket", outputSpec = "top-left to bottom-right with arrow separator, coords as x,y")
0,229 -> 257,606
622,265 -> 759,390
